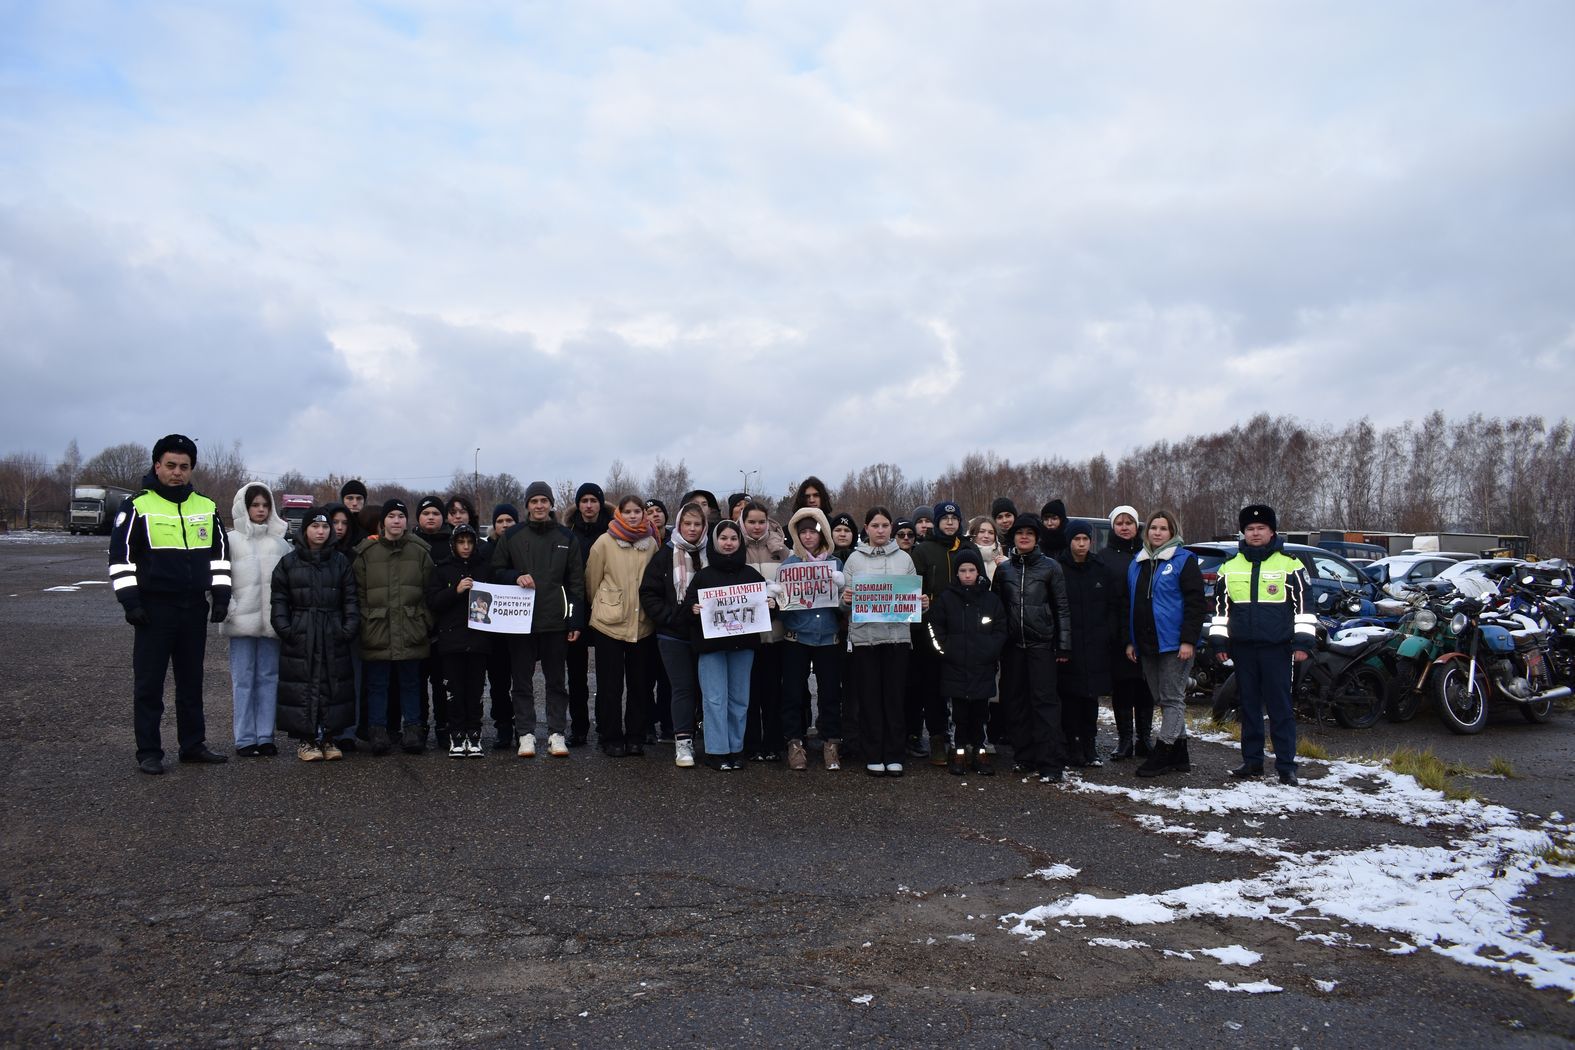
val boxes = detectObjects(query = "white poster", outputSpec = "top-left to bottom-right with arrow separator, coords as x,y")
775,561 -> 840,611
465,582 -> 536,634
699,580 -> 773,639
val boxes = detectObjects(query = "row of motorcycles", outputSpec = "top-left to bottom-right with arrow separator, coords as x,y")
1208,560 -> 1575,734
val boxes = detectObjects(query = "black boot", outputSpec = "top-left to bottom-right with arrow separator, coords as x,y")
949,747 -> 968,776
1135,739 -> 1172,777
1169,736 -> 1191,773
1110,733 -> 1135,761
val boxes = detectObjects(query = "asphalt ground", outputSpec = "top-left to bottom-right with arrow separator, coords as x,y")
2,535 -> 1572,1047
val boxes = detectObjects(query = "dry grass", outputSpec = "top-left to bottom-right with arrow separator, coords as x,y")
1296,739 -> 1331,761
1488,755 -> 1518,779
1387,746 -> 1480,801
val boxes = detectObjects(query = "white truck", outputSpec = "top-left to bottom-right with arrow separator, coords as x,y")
69,485 -> 135,535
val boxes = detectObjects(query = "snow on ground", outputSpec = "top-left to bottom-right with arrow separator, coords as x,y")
1197,945 -> 1262,966
1027,864 -> 1080,881
1207,980 -> 1282,994
0,532 -> 90,545
1003,757 -> 1575,996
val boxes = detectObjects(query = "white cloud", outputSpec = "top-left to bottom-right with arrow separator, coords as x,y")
1,2 -> 1571,490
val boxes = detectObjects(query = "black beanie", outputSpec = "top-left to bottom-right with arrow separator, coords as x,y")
575,482 -> 604,505
1041,498 -> 1067,521
493,502 -> 520,523
380,498 -> 408,523
644,498 -> 669,517
151,433 -> 198,465
953,548 -> 985,578
1012,512 -> 1044,545
417,495 -> 443,516
990,497 -> 1017,518
1239,504 -> 1278,532
339,479 -> 368,500
524,480 -> 553,504
829,512 -> 856,535
1066,518 -> 1094,541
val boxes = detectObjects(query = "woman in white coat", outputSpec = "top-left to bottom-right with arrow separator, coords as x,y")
225,482 -> 291,756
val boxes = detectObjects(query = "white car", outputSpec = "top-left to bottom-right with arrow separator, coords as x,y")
1365,554 -> 1460,596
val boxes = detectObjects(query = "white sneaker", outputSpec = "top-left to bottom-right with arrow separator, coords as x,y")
674,738 -> 695,767
448,737 -> 467,759
517,734 -> 536,758
466,734 -> 485,758
547,733 -> 569,757
886,762 -> 904,776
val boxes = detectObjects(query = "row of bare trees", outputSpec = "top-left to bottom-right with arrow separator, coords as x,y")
4,415 -> 1571,556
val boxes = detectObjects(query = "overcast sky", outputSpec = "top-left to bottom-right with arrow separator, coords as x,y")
2,1 -> 1572,496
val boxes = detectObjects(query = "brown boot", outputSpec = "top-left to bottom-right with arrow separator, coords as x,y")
786,738 -> 808,771
822,739 -> 841,771
974,748 -> 994,777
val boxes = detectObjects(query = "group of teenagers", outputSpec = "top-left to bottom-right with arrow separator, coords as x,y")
218,472 -> 1307,785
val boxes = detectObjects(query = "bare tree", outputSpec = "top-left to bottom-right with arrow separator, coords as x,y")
80,442 -> 151,492
0,452 -> 54,528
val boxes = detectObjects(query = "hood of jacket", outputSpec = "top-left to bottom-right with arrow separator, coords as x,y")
787,507 -> 833,560
230,481 -> 289,541
707,521 -> 749,574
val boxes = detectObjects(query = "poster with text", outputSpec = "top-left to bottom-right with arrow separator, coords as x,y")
699,580 -> 774,639
465,582 -> 536,634
850,574 -> 923,623
775,561 -> 840,612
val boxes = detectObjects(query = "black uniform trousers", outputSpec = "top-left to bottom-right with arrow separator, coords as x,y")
132,593 -> 210,761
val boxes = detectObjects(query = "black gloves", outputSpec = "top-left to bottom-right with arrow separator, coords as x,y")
124,606 -> 149,627
209,599 -> 229,624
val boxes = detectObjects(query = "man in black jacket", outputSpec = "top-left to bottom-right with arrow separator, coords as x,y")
109,434 -> 232,774
492,481 -> 586,758
991,513 -> 1073,783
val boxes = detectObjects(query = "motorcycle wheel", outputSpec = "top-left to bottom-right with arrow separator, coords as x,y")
1385,657 -> 1426,722
1521,698 -> 1553,724
1431,662 -> 1489,735
1210,675 -> 1240,724
1331,667 -> 1388,730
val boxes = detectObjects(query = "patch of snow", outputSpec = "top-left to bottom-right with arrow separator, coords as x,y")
1198,945 -> 1262,966
1002,757 -> 1575,995
947,933 -> 976,942
850,994 -> 874,1005
1162,949 -> 1196,960
1313,979 -> 1339,993
43,586 -> 80,592
1207,980 -> 1282,994
1028,863 -> 1080,881
1088,938 -> 1149,949
74,580 -> 108,586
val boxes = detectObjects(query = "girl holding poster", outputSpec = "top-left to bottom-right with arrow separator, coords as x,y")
841,507 -> 918,777
778,507 -> 846,772
585,496 -> 661,757
682,520 -> 768,771
740,501 -> 789,762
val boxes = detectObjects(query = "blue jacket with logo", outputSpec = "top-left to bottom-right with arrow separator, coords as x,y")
1126,545 -> 1206,655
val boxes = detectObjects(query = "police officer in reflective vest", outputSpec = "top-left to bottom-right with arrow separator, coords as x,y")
109,434 -> 233,774
1208,504 -> 1317,786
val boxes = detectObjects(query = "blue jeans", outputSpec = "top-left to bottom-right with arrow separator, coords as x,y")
229,636 -> 281,748
365,659 -> 420,728
697,649 -> 753,755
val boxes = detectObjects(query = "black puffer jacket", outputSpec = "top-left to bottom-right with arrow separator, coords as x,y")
992,546 -> 1072,651
270,542 -> 360,739
426,534 -> 493,656
1058,551 -> 1120,697
929,574 -> 1007,700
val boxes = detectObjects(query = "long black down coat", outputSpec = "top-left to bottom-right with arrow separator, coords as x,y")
1057,551 -> 1121,698
928,576 -> 1008,700
270,543 -> 361,739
